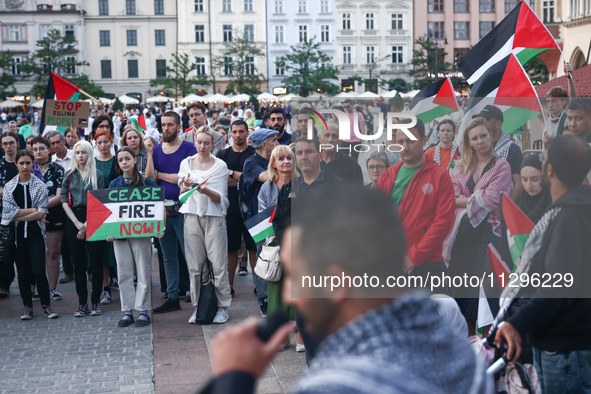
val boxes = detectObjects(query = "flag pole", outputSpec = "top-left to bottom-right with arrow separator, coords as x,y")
77,89 -> 101,104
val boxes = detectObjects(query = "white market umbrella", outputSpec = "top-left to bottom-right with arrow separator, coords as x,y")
146,95 -> 175,103
205,93 -> 230,102
334,91 -> 358,99
277,93 -> 299,101
99,97 -> 114,105
230,93 -> 251,102
357,91 -> 380,100
180,93 -> 200,102
257,92 -> 278,101
381,90 -> 400,98
30,99 -> 45,108
117,95 -> 140,105
0,100 -> 24,108
401,89 -> 420,99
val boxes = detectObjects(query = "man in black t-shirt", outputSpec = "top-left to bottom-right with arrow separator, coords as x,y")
0,131 -> 19,297
216,120 -> 256,296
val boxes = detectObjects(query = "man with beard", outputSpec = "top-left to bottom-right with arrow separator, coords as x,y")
216,120 -> 256,296
182,102 -> 224,155
146,111 -> 197,313
208,185 -> 492,394
496,135 -> 591,394
268,107 -> 291,145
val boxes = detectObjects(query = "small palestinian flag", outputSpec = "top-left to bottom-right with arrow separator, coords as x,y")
245,206 -> 276,243
477,285 -> 495,330
409,78 -> 459,123
487,243 -> 512,288
459,1 -> 560,85
458,53 -> 543,142
179,177 -> 209,204
476,243 -> 512,331
501,193 -> 534,266
38,72 -> 82,134
129,114 -> 147,132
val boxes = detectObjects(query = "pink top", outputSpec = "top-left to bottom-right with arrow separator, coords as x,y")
343,111 -> 365,143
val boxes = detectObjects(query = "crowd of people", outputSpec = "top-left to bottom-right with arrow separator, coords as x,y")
1,87 -> 591,392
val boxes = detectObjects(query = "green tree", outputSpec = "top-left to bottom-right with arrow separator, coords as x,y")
275,38 -> 339,96
214,31 -> 266,96
0,51 -> 17,98
68,74 -> 105,98
20,29 -> 89,96
111,97 -> 124,111
150,52 -> 210,98
524,55 -> 549,85
410,35 -> 452,88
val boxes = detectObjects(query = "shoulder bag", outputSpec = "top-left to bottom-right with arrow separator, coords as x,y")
195,258 -> 218,325
254,241 -> 282,282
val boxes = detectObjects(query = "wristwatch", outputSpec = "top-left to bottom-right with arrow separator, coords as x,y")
229,170 -> 234,177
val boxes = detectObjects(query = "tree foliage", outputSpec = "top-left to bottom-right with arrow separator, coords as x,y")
150,52 -> 210,98
275,38 -> 340,96
214,30 -> 266,96
0,51 -> 17,98
111,97 -> 124,111
20,29 -> 89,96
524,55 -> 549,86
410,35 -> 452,89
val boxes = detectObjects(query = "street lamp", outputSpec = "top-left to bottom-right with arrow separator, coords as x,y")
427,31 -> 448,81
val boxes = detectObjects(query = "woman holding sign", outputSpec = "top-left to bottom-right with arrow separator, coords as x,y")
178,126 -> 231,325
107,147 -> 156,327
61,141 -> 105,317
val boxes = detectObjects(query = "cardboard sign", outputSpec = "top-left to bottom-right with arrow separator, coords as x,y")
86,187 -> 165,241
44,99 -> 90,127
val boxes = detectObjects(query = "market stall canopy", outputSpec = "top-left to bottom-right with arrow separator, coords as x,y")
30,99 -> 45,108
400,89 -> 420,98
357,91 -> 380,100
117,95 -> 140,105
230,93 -> 251,102
99,97 -> 114,105
334,91 -> 358,99
146,95 -> 174,103
180,93 -> 201,102
381,90 -> 401,98
205,93 -> 230,102
257,92 -> 279,101
0,100 -> 24,108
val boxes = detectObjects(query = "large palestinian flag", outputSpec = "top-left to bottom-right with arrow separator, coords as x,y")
458,53 -> 543,142
38,73 -> 82,134
459,1 -> 560,85
409,78 -> 459,123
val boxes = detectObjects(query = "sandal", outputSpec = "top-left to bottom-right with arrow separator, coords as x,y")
117,311 -> 134,327
135,310 -> 150,327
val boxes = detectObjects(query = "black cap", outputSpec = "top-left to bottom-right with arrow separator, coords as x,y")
472,105 -> 503,122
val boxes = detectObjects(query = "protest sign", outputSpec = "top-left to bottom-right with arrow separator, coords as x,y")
86,187 -> 165,241
44,99 -> 90,127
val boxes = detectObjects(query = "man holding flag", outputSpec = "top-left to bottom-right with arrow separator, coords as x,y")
496,135 -> 591,393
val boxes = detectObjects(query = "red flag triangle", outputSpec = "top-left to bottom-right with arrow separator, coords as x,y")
433,78 -> 459,111
494,54 -> 541,112
51,73 -> 80,101
86,192 -> 113,240
487,243 -> 511,288
514,2 -> 559,50
502,193 -> 534,236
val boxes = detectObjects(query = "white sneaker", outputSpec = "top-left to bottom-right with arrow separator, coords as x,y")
212,308 -> 229,324
188,307 -> 198,324
296,344 -> 306,352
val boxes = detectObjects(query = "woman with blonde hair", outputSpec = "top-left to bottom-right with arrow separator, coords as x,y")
442,117 -> 512,336
61,141 -> 105,317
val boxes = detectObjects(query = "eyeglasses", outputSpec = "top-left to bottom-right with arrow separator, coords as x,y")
368,165 -> 386,171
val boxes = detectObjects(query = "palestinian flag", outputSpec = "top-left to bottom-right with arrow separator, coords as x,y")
129,114 -> 147,132
245,206 -> 275,243
38,72 -> 82,134
457,53 -> 543,142
477,243 -> 512,331
459,1 -> 560,85
501,193 -> 535,266
477,285 -> 495,330
488,243 -> 512,287
409,78 -> 459,123
179,177 -> 209,204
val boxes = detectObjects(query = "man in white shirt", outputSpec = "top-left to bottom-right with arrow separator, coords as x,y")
46,130 -> 73,170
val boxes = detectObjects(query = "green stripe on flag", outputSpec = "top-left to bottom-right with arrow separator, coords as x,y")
514,48 -> 549,66
509,233 -> 530,264
416,106 -> 456,123
252,226 -> 275,243
502,107 -> 541,134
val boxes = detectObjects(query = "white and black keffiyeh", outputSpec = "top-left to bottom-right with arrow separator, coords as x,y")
1,174 -> 49,237
494,131 -> 512,161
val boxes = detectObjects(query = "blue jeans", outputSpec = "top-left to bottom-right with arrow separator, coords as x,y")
159,213 -> 186,299
533,347 -> 591,394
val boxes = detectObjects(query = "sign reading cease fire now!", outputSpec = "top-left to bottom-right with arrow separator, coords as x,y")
86,187 -> 165,241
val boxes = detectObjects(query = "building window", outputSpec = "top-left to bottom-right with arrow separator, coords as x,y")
342,13 -> 351,30
454,21 -> 470,40
480,0 -> 495,12
454,48 -> 469,67
223,25 -> 233,42
40,25 -> 51,39
542,0 -> 555,22
366,46 -> 375,64
101,60 -> 112,79
274,25 -> 284,43
274,0 -> 283,13
61,4 -> 76,10
10,57 -> 21,75
99,30 -> 110,46
194,0 -> 204,12
244,56 -> 255,75
65,56 -> 76,74
8,26 -> 20,42
155,30 -> 165,46
244,24 -> 254,41
195,25 -> 205,42
127,30 -> 137,46
366,13 -> 375,29
275,57 -> 285,75
320,0 -> 329,13
391,13 -> 403,30
128,59 -> 139,78
99,0 -> 108,15
454,0 -> 469,12
154,0 -> 164,14
126,0 -> 135,15
298,0 -> 307,13
321,25 -> 330,42
195,57 -> 206,75
342,46 -> 351,64
505,0 -> 519,12
222,57 -> 234,76
298,25 -> 308,42
156,59 -> 166,77
391,46 -> 403,64
428,0 -> 443,12
479,21 -> 495,38
244,0 -> 253,12
427,22 -> 445,40
222,0 -> 232,12
64,25 -> 75,40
